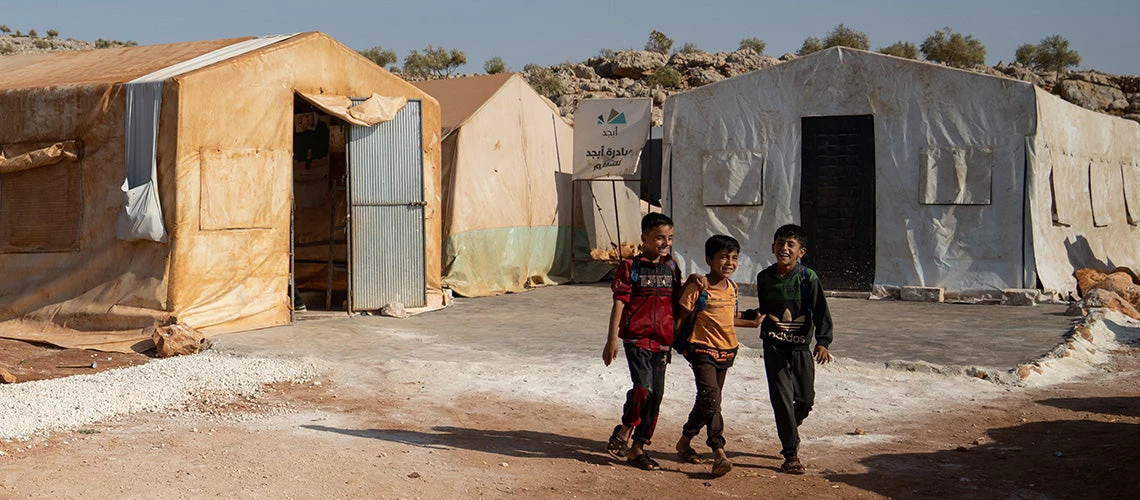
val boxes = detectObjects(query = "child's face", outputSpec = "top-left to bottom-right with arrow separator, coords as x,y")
771,236 -> 806,267
641,224 -> 674,259
706,248 -> 739,280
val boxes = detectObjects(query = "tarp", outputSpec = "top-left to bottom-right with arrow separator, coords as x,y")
663,48 -> 1039,293
0,140 -> 80,174
0,32 -> 444,352
573,98 -> 651,179
1027,88 -> 1140,294
296,91 -> 408,127
414,74 -> 576,296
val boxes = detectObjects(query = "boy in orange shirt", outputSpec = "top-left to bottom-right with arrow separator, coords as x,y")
673,235 -> 759,477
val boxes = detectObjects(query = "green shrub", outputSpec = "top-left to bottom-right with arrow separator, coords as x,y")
0,25 -> 10,34
525,66 -> 564,97
878,41 -> 918,59
358,46 -> 397,68
33,39 -> 50,49
646,65 -> 682,89
27,29 -> 37,38
0,43 -> 13,55
1017,35 -> 1080,74
797,37 -> 823,56
46,29 -> 58,39
645,30 -> 673,55
678,42 -> 702,54
823,24 -> 870,50
920,27 -> 986,68
738,37 -> 766,54
403,45 -> 467,79
483,56 -> 508,74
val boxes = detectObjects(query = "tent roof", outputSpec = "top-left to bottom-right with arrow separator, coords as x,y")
0,36 -> 257,91
413,73 -> 516,132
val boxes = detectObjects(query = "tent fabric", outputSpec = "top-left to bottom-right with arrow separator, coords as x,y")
1027,88 -> 1140,293
0,32 -> 444,352
0,140 -> 80,174
296,91 -> 408,126
664,48 -> 1047,294
664,47 -> 1138,296
414,74 -> 575,296
119,34 -> 301,243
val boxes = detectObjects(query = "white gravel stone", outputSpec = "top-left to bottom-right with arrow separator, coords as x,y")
0,351 -> 318,440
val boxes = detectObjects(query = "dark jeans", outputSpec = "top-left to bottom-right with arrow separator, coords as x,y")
681,351 -> 730,450
622,343 -> 667,445
763,341 -> 815,458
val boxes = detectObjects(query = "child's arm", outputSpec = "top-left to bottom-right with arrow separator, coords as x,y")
733,309 -> 760,328
603,300 -> 625,366
808,275 -> 834,364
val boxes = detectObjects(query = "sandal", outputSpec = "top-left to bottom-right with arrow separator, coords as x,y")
711,457 -> 733,477
678,447 -> 703,464
628,452 -> 661,471
780,456 -> 806,475
606,425 -> 629,459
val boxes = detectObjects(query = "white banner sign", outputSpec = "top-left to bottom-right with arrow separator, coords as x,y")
572,98 -> 651,180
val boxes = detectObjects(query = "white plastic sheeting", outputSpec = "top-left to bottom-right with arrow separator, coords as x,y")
119,34 -> 298,242
662,48 -> 1040,293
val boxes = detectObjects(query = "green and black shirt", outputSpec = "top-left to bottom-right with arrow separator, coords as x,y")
755,263 -> 833,350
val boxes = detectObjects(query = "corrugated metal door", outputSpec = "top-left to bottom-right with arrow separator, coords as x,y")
347,99 -> 426,310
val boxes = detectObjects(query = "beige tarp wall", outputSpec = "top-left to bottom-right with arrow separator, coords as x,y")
0,38 -> 245,352
438,75 -> 574,296
0,33 -> 442,351
1028,88 -> 1140,295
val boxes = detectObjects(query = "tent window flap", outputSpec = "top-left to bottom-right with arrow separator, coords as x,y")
701,150 -> 763,207
918,146 -> 992,205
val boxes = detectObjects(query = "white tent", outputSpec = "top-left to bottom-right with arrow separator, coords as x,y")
663,47 -> 1139,297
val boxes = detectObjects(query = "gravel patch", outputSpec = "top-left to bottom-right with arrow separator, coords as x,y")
0,351 -> 318,440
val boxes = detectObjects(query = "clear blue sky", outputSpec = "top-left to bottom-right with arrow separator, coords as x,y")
5,0 -> 1138,75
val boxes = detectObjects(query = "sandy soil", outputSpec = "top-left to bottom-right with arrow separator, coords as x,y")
1,342 -> 1136,499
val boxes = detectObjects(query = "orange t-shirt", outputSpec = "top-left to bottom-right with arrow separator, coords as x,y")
678,279 -> 739,351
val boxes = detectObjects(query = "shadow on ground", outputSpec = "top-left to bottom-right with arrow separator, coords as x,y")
302,425 -> 615,465
1038,396 -> 1140,418
825,417 -> 1140,499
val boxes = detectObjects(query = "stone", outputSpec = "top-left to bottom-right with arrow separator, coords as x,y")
900,286 -> 944,303
652,89 -> 667,106
150,324 -> 212,358
1069,71 -> 1117,87
778,52 -> 797,61
380,302 -> 409,319
609,50 -> 667,79
1082,288 -> 1140,320
567,64 -> 597,80
686,67 -> 725,86
1001,289 -> 1038,307
669,51 -> 718,68
1074,268 -> 1108,297
870,284 -> 900,300
0,367 -> 16,384
1089,271 -> 1136,297
1109,98 -> 1130,111
1056,80 -> 1126,111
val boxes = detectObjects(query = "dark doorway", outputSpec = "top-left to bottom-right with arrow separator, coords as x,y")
799,115 -> 875,291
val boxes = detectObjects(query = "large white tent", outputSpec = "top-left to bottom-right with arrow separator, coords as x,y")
663,47 -> 1139,297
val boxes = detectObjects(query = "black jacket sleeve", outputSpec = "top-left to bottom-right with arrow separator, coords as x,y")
808,276 -> 833,348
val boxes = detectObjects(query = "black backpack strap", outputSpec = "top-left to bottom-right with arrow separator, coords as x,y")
799,264 -> 814,323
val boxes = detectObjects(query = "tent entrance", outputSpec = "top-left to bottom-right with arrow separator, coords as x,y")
799,115 -> 876,291
291,97 -> 350,311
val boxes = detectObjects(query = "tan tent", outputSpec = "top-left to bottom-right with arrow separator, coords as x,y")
413,73 -> 576,296
0,32 -> 444,352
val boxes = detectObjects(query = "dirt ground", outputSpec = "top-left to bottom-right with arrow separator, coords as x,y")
1,343 -> 1137,499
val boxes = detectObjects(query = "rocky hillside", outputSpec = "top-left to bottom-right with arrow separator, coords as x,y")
0,34 -> 95,55
521,49 -> 1140,126
4,34 -> 1137,125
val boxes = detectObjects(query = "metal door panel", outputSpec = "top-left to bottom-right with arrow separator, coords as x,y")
348,100 -> 426,309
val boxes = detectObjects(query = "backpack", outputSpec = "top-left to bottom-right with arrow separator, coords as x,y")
674,279 -> 738,355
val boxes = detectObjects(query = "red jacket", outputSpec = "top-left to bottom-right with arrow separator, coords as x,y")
612,254 -> 681,351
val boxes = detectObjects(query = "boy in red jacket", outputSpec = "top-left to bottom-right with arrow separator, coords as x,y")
602,213 -> 682,470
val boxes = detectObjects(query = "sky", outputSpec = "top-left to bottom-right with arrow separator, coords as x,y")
4,0 -> 1138,75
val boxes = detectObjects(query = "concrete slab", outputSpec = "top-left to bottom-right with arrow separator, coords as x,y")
220,283 -> 1075,374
